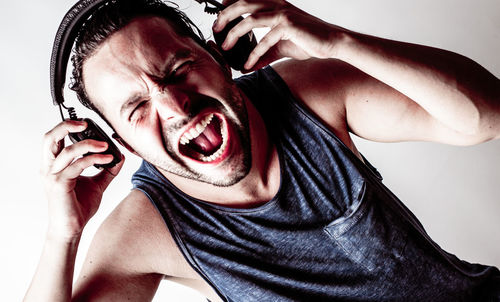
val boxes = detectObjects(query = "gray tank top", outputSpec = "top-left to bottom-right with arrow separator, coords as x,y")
132,66 -> 499,301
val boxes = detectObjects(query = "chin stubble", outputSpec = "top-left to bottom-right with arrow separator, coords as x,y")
153,87 -> 252,187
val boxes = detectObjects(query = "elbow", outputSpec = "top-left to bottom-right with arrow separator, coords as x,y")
454,77 -> 500,145
476,83 -> 500,144
460,103 -> 500,146
452,63 -> 500,143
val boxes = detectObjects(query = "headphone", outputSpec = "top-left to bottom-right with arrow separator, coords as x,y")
50,0 -> 257,169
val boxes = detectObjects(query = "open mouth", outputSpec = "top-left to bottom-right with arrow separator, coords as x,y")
178,113 -> 229,163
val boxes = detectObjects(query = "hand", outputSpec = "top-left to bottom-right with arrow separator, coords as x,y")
41,120 -> 124,240
213,0 -> 345,71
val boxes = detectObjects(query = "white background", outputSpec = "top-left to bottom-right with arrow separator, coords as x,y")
1,0 -> 499,301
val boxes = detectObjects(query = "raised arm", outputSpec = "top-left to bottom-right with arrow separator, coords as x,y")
215,0 -> 500,145
24,119 -> 123,301
24,120 -> 162,301
71,190 -> 165,301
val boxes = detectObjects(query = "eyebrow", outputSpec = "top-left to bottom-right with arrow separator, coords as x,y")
119,49 -> 193,118
120,93 -> 146,118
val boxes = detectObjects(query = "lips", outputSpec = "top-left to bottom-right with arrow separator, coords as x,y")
178,113 -> 229,163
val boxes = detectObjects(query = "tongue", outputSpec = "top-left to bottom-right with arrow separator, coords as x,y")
190,120 -> 223,155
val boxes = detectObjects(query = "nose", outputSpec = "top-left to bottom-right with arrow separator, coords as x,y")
152,86 -> 190,120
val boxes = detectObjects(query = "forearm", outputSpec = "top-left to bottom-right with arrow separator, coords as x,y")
24,234 -> 80,302
333,30 -> 500,139
217,0 -> 500,141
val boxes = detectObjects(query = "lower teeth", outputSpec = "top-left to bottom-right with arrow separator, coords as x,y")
198,121 -> 227,162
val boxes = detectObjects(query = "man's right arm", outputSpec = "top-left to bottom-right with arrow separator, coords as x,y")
23,120 -> 162,301
24,190 -> 165,301
71,190 -> 166,301
24,119 -> 121,301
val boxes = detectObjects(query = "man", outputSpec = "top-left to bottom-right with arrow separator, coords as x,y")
25,0 -> 500,301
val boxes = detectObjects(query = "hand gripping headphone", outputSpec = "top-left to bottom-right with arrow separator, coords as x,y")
50,0 -> 257,168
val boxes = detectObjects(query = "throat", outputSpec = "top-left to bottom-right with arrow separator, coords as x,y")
221,144 -> 281,208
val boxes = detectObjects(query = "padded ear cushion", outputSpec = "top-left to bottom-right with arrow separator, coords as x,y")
213,16 -> 257,71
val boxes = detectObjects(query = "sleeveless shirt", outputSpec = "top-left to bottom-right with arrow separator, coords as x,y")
132,66 -> 500,302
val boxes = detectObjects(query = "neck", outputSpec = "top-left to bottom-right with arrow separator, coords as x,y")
159,95 -> 280,208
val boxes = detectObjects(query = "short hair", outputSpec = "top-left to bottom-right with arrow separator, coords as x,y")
69,0 -> 206,118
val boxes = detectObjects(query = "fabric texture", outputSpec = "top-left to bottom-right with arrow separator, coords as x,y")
132,66 -> 500,302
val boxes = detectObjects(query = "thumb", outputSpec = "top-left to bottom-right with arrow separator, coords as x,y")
94,154 -> 125,189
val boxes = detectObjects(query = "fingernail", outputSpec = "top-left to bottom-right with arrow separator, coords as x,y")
213,19 -> 220,31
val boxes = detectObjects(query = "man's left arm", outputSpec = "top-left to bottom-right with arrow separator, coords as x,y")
215,0 -> 500,145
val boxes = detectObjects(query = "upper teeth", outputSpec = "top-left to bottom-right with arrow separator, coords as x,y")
180,114 -> 214,145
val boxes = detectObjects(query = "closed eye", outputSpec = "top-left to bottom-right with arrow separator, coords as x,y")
169,61 -> 192,82
129,100 -> 149,121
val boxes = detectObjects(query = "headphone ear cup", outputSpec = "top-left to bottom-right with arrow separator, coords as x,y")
213,16 -> 257,71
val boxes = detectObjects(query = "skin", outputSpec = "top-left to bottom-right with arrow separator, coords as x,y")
82,16 -> 278,202
26,0 -> 500,301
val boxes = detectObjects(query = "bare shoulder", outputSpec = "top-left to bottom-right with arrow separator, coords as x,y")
72,190 -> 201,300
271,58 -> 357,131
78,189 -> 197,277
272,58 -> 363,104
271,58 -> 366,155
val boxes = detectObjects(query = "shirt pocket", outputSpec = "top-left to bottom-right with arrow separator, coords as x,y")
324,180 -> 408,272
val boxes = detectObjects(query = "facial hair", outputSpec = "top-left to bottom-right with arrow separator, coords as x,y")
149,85 -> 252,187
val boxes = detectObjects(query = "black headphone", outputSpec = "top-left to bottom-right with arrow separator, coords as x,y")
50,0 -> 256,169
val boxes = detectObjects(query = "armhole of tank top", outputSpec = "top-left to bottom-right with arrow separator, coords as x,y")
261,66 -> 383,181
131,185 -> 230,302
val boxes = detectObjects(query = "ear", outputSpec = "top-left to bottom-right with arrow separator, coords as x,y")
112,133 -> 138,156
205,40 -> 232,75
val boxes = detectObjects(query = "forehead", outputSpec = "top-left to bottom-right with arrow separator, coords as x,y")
85,16 -> 192,77
82,16 -> 197,112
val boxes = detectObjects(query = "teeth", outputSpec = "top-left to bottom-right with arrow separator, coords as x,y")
180,114 -> 214,145
179,113 -> 227,163
180,137 -> 189,145
188,127 -> 198,138
195,123 -> 204,133
198,121 -> 228,162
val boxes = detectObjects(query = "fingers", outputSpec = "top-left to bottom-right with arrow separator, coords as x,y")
42,120 -> 115,178
241,43 -> 282,73
93,154 -> 125,188
214,0 -> 274,33
221,0 -> 238,6
42,120 -> 87,164
50,139 -> 109,174
213,0 -> 309,70
58,153 -> 114,180
244,24 -> 287,69
214,0 -> 335,69
220,11 -> 278,51
243,39 -> 310,72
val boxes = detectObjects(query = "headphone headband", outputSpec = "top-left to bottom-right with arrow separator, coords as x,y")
50,0 -> 109,106
50,0 -> 254,108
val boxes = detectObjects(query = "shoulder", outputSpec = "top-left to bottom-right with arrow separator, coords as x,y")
271,58 -> 364,102
271,58 -> 364,150
72,190 -> 202,299
79,189 -> 196,278
271,58 -> 354,126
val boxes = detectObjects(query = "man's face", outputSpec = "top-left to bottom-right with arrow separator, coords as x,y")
83,16 -> 251,186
